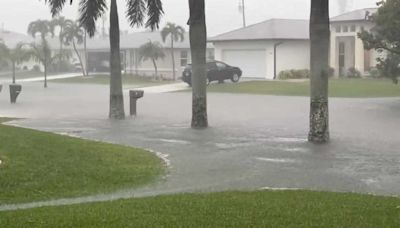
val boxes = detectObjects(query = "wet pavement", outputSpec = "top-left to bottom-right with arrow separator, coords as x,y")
1,82 -> 400,211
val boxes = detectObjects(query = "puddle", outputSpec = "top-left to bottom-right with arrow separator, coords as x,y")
159,138 -> 190,145
255,157 -> 298,163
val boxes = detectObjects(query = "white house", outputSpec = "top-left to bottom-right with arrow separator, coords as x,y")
209,19 -> 310,80
209,8 -> 383,79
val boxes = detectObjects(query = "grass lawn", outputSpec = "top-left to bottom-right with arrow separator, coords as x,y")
52,74 -> 171,87
1,191 -> 399,227
0,122 -> 164,205
207,78 -> 400,97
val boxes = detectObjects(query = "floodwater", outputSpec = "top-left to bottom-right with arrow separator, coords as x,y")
0,82 -> 399,211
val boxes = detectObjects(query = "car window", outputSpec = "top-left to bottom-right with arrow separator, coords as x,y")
216,62 -> 226,70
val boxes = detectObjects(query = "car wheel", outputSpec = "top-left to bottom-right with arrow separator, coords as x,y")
231,73 -> 240,83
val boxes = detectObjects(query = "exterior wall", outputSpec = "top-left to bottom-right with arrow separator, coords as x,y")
213,40 -> 310,79
330,21 -> 379,77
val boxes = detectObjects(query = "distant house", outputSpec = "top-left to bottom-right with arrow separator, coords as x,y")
209,8 -> 382,79
330,8 -> 383,77
209,19 -> 310,80
47,31 -> 214,79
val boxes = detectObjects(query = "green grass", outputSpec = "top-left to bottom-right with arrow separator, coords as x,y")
0,123 -> 164,204
52,74 -> 171,87
207,78 -> 400,97
1,191 -> 399,227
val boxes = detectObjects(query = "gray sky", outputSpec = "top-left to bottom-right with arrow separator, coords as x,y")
0,0 -> 378,36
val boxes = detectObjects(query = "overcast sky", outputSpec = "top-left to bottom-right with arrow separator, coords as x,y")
0,0 -> 378,36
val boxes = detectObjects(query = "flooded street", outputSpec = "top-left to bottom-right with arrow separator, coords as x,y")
1,82 -> 399,211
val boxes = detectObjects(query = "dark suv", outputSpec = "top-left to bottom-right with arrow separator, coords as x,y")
182,61 -> 242,86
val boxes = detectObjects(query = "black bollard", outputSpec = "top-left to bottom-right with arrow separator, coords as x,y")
129,90 -> 144,116
9,84 -> 22,104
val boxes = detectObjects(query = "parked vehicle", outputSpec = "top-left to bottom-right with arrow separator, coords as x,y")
182,61 -> 242,86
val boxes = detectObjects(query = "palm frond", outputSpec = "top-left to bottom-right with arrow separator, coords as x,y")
78,0 -> 107,37
127,0 -> 146,28
44,0 -> 72,17
145,0 -> 163,30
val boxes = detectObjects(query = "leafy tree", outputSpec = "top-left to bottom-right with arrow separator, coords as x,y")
45,0 -> 164,120
51,16 -> 73,72
0,42 -> 32,84
188,0 -> 208,128
62,20 -> 87,76
358,0 -> 400,84
161,23 -> 185,81
30,40 -> 68,88
308,0 -> 330,143
138,40 -> 165,80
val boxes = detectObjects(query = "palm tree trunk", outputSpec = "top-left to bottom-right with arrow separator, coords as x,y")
72,39 -> 86,77
109,0 -> 125,119
44,62 -> 48,88
12,62 -> 16,84
188,0 -> 208,128
152,58 -> 158,80
308,0 -> 330,143
84,31 -> 89,76
59,27 -> 63,73
171,37 -> 176,80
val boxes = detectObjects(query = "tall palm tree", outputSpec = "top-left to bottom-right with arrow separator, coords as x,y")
27,19 -> 53,88
44,0 -> 164,120
161,23 -> 185,81
51,16 -> 72,72
138,40 -> 165,80
62,20 -> 86,76
188,0 -> 208,128
308,0 -> 330,143
0,42 -> 32,84
30,40 -> 68,88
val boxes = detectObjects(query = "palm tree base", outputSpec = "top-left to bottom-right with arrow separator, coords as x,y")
109,94 -> 125,120
308,99 -> 329,143
191,95 -> 208,128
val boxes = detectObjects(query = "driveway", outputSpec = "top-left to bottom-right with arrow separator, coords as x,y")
0,82 -> 399,211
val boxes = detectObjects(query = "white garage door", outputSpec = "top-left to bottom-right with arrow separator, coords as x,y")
222,49 -> 267,79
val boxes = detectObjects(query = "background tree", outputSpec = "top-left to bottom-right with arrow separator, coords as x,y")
27,19 -> 53,41
0,42 -> 32,84
161,23 -> 185,81
45,0 -> 164,120
63,20 -> 87,76
188,0 -> 208,128
308,0 -> 330,143
51,16 -> 72,73
138,40 -> 165,80
30,40 -> 66,88
358,0 -> 400,84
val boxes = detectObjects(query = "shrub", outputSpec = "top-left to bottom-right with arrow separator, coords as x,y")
368,67 -> 381,78
278,69 -> 310,80
347,67 -> 362,78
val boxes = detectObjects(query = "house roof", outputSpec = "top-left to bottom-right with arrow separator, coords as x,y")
331,8 -> 377,22
0,30 -> 33,47
209,19 -> 309,42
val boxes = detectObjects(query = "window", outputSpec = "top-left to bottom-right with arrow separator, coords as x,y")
343,26 -> 348,32
207,50 -> 215,60
335,26 -> 341,33
180,50 -> 188,67
350,25 -> 356,32
216,62 -> 227,70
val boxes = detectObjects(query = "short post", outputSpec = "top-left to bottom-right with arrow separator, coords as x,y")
9,84 -> 22,104
0,84 -> 3,93
129,90 -> 144,116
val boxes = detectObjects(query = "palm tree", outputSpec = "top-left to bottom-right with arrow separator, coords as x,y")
28,19 -> 54,88
44,0 -> 164,120
308,0 -> 330,143
188,0 -> 208,128
138,40 -> 165,80
51,16 -> 72,72
0,42 -> 32,84
62,20 -> 86,76
161,23 -> 185,81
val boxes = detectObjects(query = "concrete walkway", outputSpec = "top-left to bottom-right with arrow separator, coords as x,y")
0,82 -> 399,211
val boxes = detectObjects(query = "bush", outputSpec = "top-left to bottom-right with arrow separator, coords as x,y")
368,67 -> 381,78
32,65 -> 41,72
347,67 -> 362,78
278,69 -> 310,80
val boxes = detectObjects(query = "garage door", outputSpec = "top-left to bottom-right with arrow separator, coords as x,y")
222,49 -> 267,79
